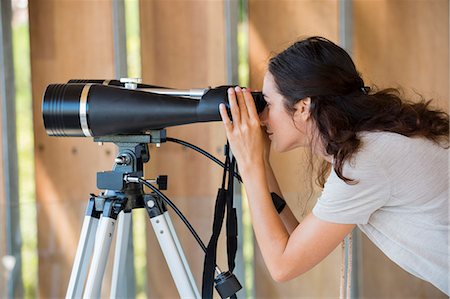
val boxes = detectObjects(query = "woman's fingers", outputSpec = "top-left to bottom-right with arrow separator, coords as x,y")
228,87 -> 241,125
242,88 -> 259,120
219,103 -> 232,131
221,86 -> 260,134
234,86 -> 249,120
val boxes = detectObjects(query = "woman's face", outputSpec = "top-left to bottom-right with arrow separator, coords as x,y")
260,71 -> 313,152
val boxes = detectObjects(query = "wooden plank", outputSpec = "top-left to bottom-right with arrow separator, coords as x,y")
139,1 -> 229,297
354,0 -> 449,112
248,0 -> 342,297
353,1 -> 448,297
28,1 -> 117,297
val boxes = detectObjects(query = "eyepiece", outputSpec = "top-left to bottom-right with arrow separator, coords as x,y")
251,92 -> 267,114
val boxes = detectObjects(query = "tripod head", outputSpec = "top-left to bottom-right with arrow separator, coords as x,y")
94,132 -> 167,211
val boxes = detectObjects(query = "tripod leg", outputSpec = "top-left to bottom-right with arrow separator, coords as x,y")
163,211 -> 201,299
66,197 -> 101,299
145,196 -> 200,299
83,198 -> 123,299
110,210 -> 135,298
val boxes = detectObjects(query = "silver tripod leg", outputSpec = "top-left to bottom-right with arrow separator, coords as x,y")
150,211 -> 200,299
163,211 -> 201,298
66,199 -> 100,299
110,210 -> 135,298
83,214 -> 117,299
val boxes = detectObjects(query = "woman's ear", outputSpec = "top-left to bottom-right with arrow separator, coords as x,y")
294,97 -> 311,121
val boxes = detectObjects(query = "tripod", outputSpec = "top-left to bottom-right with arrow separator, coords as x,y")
65,133 -> 201,299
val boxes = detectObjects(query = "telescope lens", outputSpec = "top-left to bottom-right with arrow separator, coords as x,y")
42,84 -> 88,137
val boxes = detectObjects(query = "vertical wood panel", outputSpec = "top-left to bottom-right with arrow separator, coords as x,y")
354,0 -> 449,112
249,1 -> 341,297
354,1 -> 448,297
139,1 -> 228,298
29,1 -> 117,297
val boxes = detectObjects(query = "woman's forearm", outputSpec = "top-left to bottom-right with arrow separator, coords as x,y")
264,160 -> 299,234
264,160 -> 283,196
240,160 -> 291,278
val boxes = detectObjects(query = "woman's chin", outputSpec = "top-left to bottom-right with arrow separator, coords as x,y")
273,141 -> 302,153
272,141 -> 289,153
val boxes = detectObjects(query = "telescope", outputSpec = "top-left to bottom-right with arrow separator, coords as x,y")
43,79 -> 248,298
42,79 -> 266,137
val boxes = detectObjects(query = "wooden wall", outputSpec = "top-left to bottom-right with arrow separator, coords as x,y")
139,1 -> 229,297
29,1 -> 117,297
354,0 -> 449,111
353,1 -> 448,298
26,0 -> 448,298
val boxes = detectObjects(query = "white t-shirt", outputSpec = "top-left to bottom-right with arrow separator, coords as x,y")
312,131 -> 449,295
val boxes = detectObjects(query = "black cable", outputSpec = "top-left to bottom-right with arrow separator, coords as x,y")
139,178 -> 207,253
166,137 -> 242,183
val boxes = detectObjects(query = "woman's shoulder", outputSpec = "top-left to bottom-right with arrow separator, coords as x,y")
353,131 -> 447,170
350,131 -> 404,163
357,131 -> 446,154
358,131 -> 416,144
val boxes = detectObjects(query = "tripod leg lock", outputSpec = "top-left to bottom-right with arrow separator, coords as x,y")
102,197 -> 127,220
144,194 -> 167,218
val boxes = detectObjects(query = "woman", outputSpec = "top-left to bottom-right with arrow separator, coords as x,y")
218,36 -> 449,295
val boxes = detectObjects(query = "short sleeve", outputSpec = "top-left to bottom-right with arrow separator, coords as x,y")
313,147 -> 391,225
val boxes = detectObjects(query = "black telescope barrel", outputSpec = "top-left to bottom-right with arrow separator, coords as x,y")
88,85 -> 198,136
42,83 -> 267,137
42,83 -> 199,137
67,80 -> 267,113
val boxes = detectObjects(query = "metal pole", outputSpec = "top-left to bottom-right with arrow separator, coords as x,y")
339,1 -> 360,298
225,0 -> 239,86
339,0 -> 353,55
112,0 -> 128,79
0,0 -> 23,298
225,0 -> 247,298
111,1 -> 135,297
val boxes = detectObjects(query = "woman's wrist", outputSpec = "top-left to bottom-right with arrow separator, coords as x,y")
238,155 -> 265,177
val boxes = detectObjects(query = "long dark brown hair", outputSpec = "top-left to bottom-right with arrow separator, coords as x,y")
268,36 -> 449,185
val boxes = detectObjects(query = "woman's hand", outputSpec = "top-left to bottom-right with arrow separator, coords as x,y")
219,86 -> 265,174
262,128 -> 272,163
